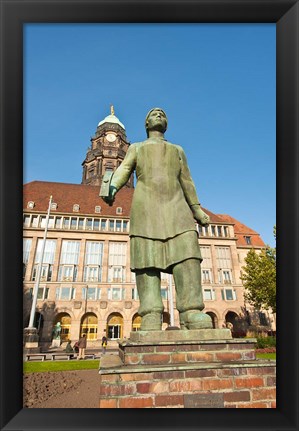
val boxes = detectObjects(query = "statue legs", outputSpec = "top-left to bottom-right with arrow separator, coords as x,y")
136,268 -> 164,330
135,259 -> 212,331
172,258 -> 213,329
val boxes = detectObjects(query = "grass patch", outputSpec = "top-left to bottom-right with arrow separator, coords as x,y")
256,352 -> 276,360
24,359 -> 99,373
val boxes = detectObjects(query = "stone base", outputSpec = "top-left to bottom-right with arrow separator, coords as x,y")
128,328 -> 232,343
99,360 -> 276,408
118,333 -> 255,366
99,332 -> 276,408
51,339 -> 61,348
23,327 -> 41,353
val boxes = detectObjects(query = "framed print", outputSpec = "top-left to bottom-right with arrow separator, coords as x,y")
1,0 -> 298,430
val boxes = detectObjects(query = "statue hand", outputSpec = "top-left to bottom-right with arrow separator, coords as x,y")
191,205 -> 210,226
102,186 -> 117,204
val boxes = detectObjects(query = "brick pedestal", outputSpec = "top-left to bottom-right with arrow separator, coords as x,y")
99,330 -> 276,408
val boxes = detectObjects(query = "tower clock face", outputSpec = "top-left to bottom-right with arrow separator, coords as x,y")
106,133 -> 116,143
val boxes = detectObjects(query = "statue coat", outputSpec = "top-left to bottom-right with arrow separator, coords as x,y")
111,138 -> 201,240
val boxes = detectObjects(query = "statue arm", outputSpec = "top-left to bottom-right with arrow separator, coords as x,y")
111,144 -> 136,190
101,144 -> 136,204
178,146 -> 210,226
177,146 -> 200,206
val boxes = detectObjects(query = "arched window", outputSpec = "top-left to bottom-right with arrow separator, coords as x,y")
206,312 -> 218,329
54,313 -> 71,342
132,314 -> 141,332
107,313 -> 123,339
80,313 -> 98,340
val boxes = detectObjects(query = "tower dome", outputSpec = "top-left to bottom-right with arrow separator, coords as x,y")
97,105 -> 125,130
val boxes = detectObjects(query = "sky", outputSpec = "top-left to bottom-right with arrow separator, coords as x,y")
24,24 -> 276,247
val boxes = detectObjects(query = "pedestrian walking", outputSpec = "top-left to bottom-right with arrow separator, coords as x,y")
77,334 -> 87,360
101,335 -> 107,355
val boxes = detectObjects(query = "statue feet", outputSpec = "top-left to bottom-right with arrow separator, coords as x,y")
141,312 -> 162,331
180,310 -> 213,330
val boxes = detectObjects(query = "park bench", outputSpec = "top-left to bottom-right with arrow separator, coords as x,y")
50,352 -> 97,360
50,353 -> 75,360
25,353 -> 47,361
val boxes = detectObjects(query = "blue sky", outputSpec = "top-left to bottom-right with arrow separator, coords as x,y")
24,24 -> 276,246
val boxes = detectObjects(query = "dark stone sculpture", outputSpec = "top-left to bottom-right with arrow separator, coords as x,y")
101,108 -> 212,331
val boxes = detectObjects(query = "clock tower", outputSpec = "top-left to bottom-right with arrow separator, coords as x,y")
81,106 -> 134,188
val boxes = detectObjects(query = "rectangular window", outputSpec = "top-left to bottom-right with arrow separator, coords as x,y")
201,246 -> 212,268
123,220 -> 128,232
211,226 -> 216,236
30,287 -> 49,300
108,242 -> 127,282
23,215 -> 30,227
70,217 -> 77,229
108,287 -> 125,301
197,225 -> 203,236
221,289 -> 236,301
259,312 -> 268,326
48,216 -> 55,228
86,218 -> 93,230
62,217 -> 70,229
101,219 -> 107,231
31,215 -> 39,228
82,287 -> 101,300
223,270 -> 232,284
35,239 -> 56,264
109,220 -> 115,231
39,216 -> 47,228
218,269 -> 233,284
23,238 -> 32,279
83,241 -> 103,282
56,287 -> 76,300
55,217 -> 62,229
217,226 -> 222,237
203,289 -> 214,301
32,264 -> 53,282
93,219 -> 100,231
116,220 -> 122,232
202,269 -> 212,283
132,287 -> 139,300
224,226 -> 229,237
244,236 -> 252,245
23,238 -> 32,264
60,241 -> 80,264
58,241 -> 80,281
216,247 -> 232,269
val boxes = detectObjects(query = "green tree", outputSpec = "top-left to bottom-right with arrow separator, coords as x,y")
241,228 -> 276,313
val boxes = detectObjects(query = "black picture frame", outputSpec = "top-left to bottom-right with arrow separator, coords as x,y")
1,0 -> 298,430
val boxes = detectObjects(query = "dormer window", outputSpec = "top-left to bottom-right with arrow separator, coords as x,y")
51,202 -> 57,210
116,207 -> 122,215
27,201 -> 35,209
244,236 -> 252,245
95,206 -> 101,214
73,204 -> 80,212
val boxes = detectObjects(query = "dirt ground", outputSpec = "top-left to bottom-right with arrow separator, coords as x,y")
23,369 -> 100,408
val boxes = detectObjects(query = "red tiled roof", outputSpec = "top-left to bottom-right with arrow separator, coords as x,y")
23,182 -> 265,247
217,214 -> 266,247
23,181 -> 134,217
23,181 -> 222,222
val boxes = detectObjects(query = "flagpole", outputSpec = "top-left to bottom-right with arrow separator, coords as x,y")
28,196 -> 52,328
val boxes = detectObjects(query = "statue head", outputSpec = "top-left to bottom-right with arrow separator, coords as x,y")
145,108 -> 168,137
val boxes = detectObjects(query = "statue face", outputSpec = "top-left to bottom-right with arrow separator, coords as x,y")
146,108 -> 167,133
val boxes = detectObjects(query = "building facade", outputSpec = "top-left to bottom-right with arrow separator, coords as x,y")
23,109 -> 274,349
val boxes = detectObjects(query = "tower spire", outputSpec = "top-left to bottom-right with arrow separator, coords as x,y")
110,104 -> 115,116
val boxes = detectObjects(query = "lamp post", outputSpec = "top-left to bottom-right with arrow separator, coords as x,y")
24,196 -> 52,352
